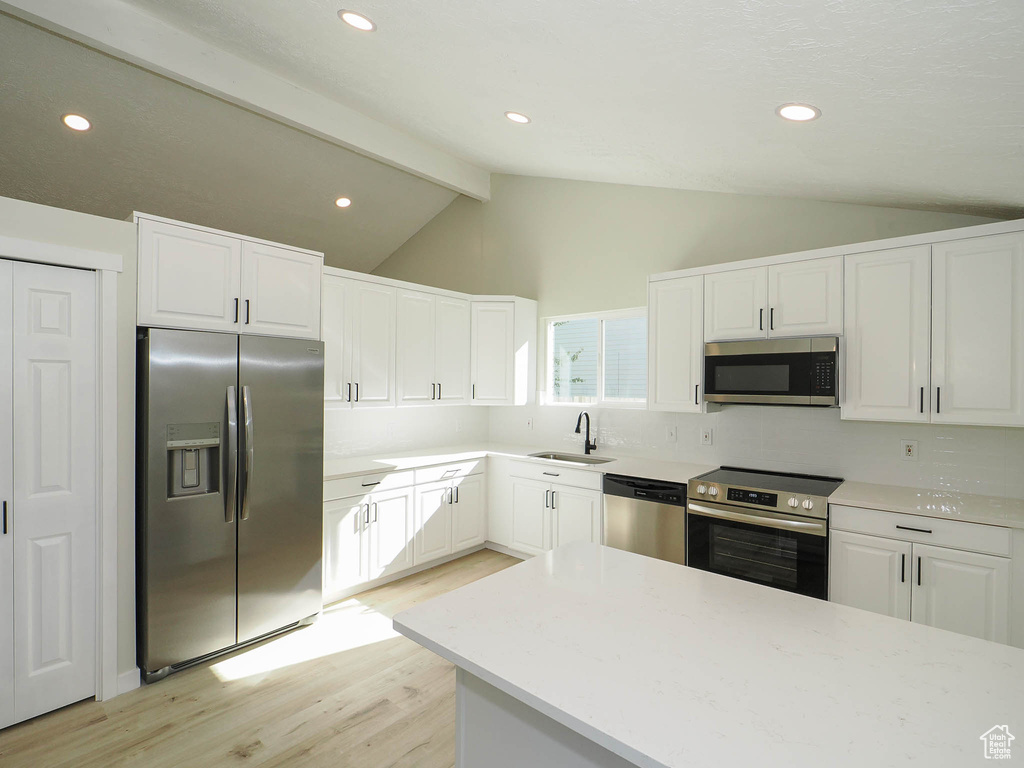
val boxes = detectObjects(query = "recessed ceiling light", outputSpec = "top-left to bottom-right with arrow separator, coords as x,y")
62,113 -> 92,131
776,103 -> 820,122
338,10 -> 376,31
504,111 -> 531,124
335,197 -> 352,208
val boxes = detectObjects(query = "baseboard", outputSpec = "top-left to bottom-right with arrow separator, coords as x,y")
483,541 -> 530,560
117,667 -> 141,695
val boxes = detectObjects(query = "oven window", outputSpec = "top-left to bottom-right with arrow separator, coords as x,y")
710,523 -> 798,590
714,364 -> 790,393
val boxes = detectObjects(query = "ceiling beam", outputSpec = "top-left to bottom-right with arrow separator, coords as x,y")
1,0 -> 491,200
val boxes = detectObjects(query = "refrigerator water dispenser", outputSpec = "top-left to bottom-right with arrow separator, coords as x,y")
166,422 -> 220,498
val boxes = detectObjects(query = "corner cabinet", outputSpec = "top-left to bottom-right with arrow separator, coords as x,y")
471,298 -> 537,406
136,214 -> 322,340
648,275 -> 704,412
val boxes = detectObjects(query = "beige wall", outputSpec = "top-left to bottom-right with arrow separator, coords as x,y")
376,174 -> 1000,319
0,196 -> 139,678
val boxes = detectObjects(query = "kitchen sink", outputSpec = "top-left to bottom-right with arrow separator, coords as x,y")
528,452 -> 615,466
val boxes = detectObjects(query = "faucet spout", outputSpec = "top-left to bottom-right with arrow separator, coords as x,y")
574,411 -> 597,455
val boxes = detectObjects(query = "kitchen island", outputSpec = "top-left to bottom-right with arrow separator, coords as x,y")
394,542 -> 1024,768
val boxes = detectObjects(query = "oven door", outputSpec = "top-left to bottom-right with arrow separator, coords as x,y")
703,338 -> 837,406
686,500 -> 828,599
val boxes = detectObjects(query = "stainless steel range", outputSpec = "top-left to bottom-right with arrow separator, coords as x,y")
686,467 -> 844,599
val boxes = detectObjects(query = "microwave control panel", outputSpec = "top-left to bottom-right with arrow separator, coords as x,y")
810,353 -> 837,396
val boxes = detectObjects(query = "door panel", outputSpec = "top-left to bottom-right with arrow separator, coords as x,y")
323,496 -> 367,601
510,478 -> 549,556
350,282 -> 396,407
369,488 -> 415,579
471,302 -> 514,404
648,276 -> 703,412
452,474 -> 486,551
768,257 -> 843,337
414,482 -> 452,564
396,290 -> 436,406
237,336 -> 324,643
240,242 -> 321,340
829,531 -> 911,620
435,296 -> 471,404
552,486 -> 601,548
13,262 -> 96,722
704,267 -> 767,342
0,261 -> 13,729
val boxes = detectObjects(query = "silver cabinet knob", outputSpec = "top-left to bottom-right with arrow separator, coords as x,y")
788,497 -> 799,508
802,498 -> 814,511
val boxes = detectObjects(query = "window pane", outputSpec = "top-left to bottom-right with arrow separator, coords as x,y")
550,318 -> 599,402
603,316 -> 647,401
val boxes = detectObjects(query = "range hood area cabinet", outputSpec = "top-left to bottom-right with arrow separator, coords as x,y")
842,231 -> 1024,427
135,213 -> 323,340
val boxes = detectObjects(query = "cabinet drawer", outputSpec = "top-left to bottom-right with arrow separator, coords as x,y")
324,470 -> 415,501
414,459 -> 486,485
509,460 -> 602,491
830,505 -> 1011,557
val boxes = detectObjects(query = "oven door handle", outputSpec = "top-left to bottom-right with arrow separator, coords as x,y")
687,501 -> 828,537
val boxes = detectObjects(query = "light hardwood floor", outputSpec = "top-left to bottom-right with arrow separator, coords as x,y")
0,549 -> 519,768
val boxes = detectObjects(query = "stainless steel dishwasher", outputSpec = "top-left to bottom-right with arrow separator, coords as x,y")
602,474 -> 688,565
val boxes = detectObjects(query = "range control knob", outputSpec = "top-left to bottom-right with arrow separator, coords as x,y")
696,484 -> 708,495
802,498 -> 815,511
787,497 -> 799,508
708,486 -> 719,498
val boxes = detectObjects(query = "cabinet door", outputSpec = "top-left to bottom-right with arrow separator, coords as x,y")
321,276 -> 351,404
551,486 -> 602,548
323,496 -> 368,601
350,281 -> 396,408
843,247 -> 931,422
471,302 -> 515,405
829,531 -> 911,620
0,260 -> 12,729
452,474 -> 486,551
414,482 -> 453,564
368,488 -> 415,579
704,267 -> 767,342
435,296 -> 471,404
767,257 -> 843,337
648,276 -> 704,412
932,233 -> 1024,426
137,218 -> 242,332
510,477 -> 550,556
396,290 -> 437,406
240,241 -> 321,340
911,543 -> 1010,643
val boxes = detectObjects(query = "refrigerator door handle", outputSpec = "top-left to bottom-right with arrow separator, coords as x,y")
225,386 -> 238,523
240,384 -> 255,520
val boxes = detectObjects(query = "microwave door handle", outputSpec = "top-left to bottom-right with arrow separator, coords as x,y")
225,386 -> 238,524
240,384 -> 254,521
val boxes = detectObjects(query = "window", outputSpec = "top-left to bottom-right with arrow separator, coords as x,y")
546,309 -> 647,406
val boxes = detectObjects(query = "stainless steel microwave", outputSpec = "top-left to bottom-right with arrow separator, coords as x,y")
703,337 -> 839,406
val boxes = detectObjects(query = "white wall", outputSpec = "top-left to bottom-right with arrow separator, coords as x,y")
0,195 -> 139,677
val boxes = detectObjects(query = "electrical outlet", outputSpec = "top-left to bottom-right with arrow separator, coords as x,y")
701,428 -> 714,446
666,425 -> 678,443
526,417 -> 534,431
455,418 -> 463,433
901,440 -> 918,461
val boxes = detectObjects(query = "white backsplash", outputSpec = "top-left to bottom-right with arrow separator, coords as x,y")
324,404 -> 489,459
489,404 -> 1024,500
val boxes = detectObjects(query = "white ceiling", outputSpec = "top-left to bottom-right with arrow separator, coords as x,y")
0,13 -> 458,271
107,0 -> 1024,218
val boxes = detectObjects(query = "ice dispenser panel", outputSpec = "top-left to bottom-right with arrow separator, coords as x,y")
166,422 -> 221,498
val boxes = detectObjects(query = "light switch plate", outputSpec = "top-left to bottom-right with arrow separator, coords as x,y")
901,440 -> 918,461
701,428 -> 714,446
526,417 -> 534,431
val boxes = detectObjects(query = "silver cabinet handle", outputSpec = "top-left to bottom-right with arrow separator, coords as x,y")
225,386 -> 238,524
545,490 -> 550,508
233,298 -> 239,324
245,298 -> 251,325
373,502 -> 378,523
347,382 -> 352,402
431,383 -> 436,400
448,487 -> 454,504
364,503 -> 370,526
551,491 -> 556,509
355,382 -> 359,402
454,485 -> 459,504
240,385 -> 254,521
437,382 -> 441,399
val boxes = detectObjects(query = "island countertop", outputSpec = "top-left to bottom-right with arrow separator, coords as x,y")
394,542 -> 1024,768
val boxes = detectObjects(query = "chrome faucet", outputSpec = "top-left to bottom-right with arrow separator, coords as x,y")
574,411 -> 597,455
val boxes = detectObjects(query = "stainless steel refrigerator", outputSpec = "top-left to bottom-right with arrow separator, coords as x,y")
137,328 -> 324,682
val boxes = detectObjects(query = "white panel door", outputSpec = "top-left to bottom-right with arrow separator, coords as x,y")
435,296 -> 471,404
414,482 -> 453,564
0,260 -> 13,730
323,496 -> 368,601
321,276 -> 351,404
829,531 -> 912,620
350,281 -> 396,408
13,261 -> 96,723
648,276 -> 704,412
911,543 -> 1010,643
551,486 -> 602,548
451,474 -> 486,551
137,218 -> 241,332
767,257 -> 843,337
471,302 -> 514,405
510,477 -> 550,557
240,241 -> 321,340
368,488 -> 415,579
704,267 -> 767,341
843,247 -> 931,422
396,290 -> 437,406
932,233 -> 1024,426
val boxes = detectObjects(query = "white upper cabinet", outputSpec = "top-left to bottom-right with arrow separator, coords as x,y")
137,218 -> 242,333
349,281 -> 396,408
843,247 -> 931,422
648,276 -> 704,412
435,296 -> 471,404
767,256 -> 843,337
396,291 -> 470,406
240,241 -> 321,340
931,232 -> 1024,426
471,299 -> 537,406
137,214 -> 323,339
322,275 -> 351,403
704,267 -> 767,341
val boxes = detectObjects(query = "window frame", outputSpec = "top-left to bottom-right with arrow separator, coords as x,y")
544,307 -> 648,409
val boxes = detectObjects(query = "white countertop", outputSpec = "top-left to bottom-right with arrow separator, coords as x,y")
830,480 -> 1024,530
394,542 -> 1024,768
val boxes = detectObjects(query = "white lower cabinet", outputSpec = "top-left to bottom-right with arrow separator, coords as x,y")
829,530 -> 912,620
452,474 -> 487,551
511,476 -> 602,557
368,489 -> 416,580
511,478 -> 551,557
415,482 -> 454,563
